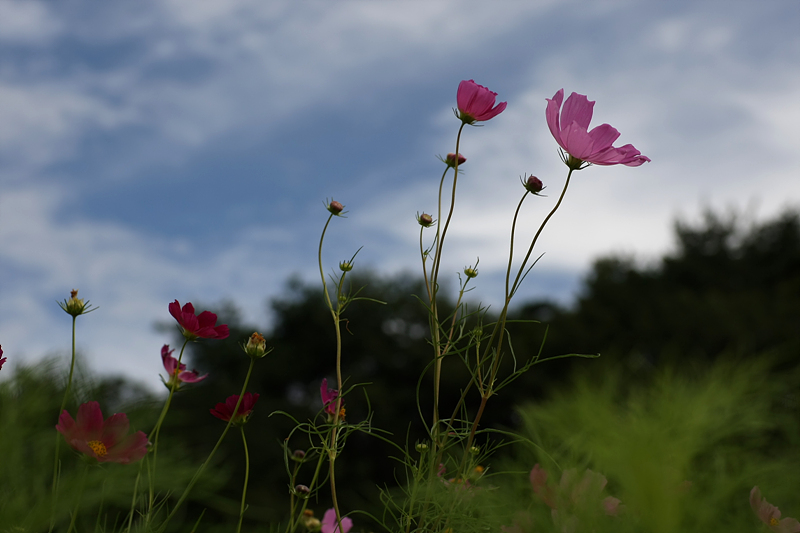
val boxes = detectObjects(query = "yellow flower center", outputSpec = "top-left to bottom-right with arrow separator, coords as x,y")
87,440 -> 108,457
770,518 -> 780,526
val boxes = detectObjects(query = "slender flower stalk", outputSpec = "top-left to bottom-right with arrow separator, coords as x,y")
236,426 -> 251,533
158,357 -> 257,531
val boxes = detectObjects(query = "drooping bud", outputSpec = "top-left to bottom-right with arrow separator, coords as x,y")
444,153 -> 467,168
292,449 -> 307,462
327,200 -> 344,215
243,332 -> 270,359
417,212 -> 434,228
522,175 -> 545,194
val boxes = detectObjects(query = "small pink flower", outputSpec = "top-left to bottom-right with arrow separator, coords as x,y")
169,300 -> 230,341
530,464 -> 557,508
321,508 -> 353,533
161,344 -> 207,388
445,153 -> 467,167
56,401 -> 148,464
546,89 -> 650,168
750,486 -> 800,533
0,345 -> 5,371
457,80 -> 507,124
320,378 -> 342,417
210,392 -> 259,424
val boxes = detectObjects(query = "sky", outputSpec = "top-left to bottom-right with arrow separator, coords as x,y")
1,0 -> 799,392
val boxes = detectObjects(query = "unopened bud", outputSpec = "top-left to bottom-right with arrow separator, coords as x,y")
523,175 -> 544,194
243,332 -> 270,359
464,267 -> 479,279
417,212 -> 434,228
470,445 -> 480,455
445,153 -> 467,168
327,200 -> 344,215
302,510 -> 321,531
59,289 -> 94,317
339,261 -> 353,272
292,449 -> 306,462
415,442 -> 429,453
294,484 -> 311,498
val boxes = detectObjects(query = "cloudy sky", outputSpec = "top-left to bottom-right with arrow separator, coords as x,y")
1,0 -> 798,391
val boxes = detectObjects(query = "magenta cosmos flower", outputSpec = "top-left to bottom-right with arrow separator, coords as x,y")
169,300 -> 230,340
56,401 -> 148,464
321,508 -> 353,533
161,344 -> 207,389
751,486 -> 800,533
0,345 -> 5,371
320,378 -> 345,419
456,80 -> 507,124
210,392 -> 259,424
546,89 -> 650,168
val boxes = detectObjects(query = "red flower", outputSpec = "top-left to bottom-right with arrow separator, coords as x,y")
161,344 -> 207,389
56,401 -> 148,464
210,392 -> 259,424
169,300 -> 229,340
456,79 -> 507,124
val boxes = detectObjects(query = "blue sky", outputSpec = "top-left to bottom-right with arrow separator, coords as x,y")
1,0 -> 799,391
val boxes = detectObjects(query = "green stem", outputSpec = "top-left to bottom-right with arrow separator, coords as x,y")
158,357 -> 256,532
124,463 -> 143,533
145,337 -> 190,525
50,315 -> 78,532
236,426 -> 251,533
66,463 -> 89,533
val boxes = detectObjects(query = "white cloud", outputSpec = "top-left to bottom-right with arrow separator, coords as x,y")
0,0 -> 61,44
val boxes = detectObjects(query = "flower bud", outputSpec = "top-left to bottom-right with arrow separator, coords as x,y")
464,267 -> 479,279
523,175 -> 544,194
417,212 -> 434,228
292,449 -> 307,462
339,261 -> 353,272
415,442 -> 429,453
59,289 -> 95,317
303,510 -> 321,532
243,332 -> 270,359
327,200 -> 344,215
294,484 -> 311,498
445,153 -> 467,168
469,445 -> 480,455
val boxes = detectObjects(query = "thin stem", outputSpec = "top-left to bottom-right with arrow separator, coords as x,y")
236,426 -> 251,533
145,337 -> 190,526
66,463 -> 89,533
124,463 -> 143,533
50,315 -> 77,532
159,357 -> 256,532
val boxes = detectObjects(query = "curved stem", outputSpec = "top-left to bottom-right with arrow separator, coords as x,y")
236,426 -> 251,533
159,357 -> 256,531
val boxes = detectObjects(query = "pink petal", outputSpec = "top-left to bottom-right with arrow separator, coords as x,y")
55,410 -> 76,439
178,370 -> 208,383
103,431 -> 148,464
561,92 -> 595,131
561,122 -> 595,160
457,80 -> 479,112
75,401 -> 105,440
476,101 -> 507,121
213,324 -> 230,339
168,300 -> 182,322
587,124 -> 621,153
197,310 -> 218,330
101,413 -> 130,448
776,517 -> 800,533
545,89 -> 565,148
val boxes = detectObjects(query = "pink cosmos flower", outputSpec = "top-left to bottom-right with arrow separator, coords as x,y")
457,80 -> 507,124
750,486 -> 800,533
0,345 -> 5,372
321,508 -> 353,533
161,344 -> 207,388
56,401 -> 148,464
320,378 -> 341,417
546,89 -> 650,168
210,392 -> 259,424
169,300 -> 230,340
